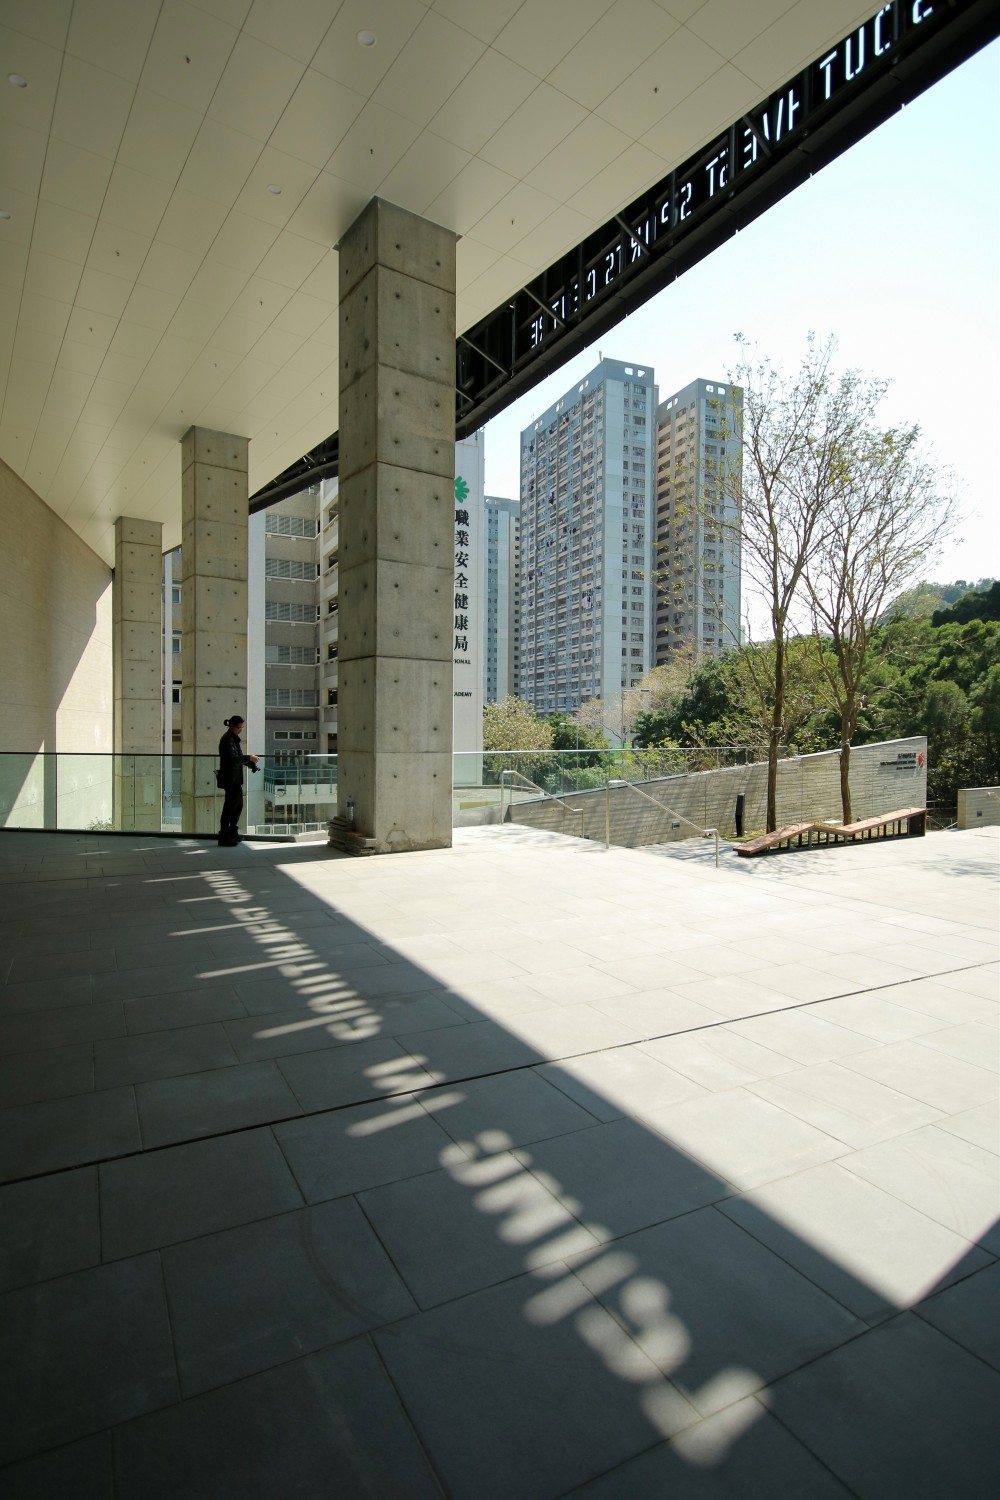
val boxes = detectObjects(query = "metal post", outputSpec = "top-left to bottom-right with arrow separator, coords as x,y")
605,779 -> 610,850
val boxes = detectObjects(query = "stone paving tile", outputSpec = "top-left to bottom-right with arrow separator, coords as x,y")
0,999 -> 123,1054
422,1067 -> 600,1149
639,1028 -> 799,1091
94,1022 -> 240,1089
719,1162 -> 993,1323
163,1199 -> 417,1395
807,992 -> 950,1043
746,1061 -> 944,1149
100,1127 -> 304,1260
122,985 -> 247,1035
274,1095 -> 457,1202
359,1151 -> 599,1309
536,1045 -> 708,1123
910,1019 -> 999,1071
0,1253 -> 177,1467
0,1433 -> 113,1500
517,1116 -> 730,1240
841,1124 -> 1000,1249
879,977 -> 998,1025
588,988 -> 725,1039
136,1061 -> 301,1149
915,1259 -> 1000,1373
659,974 -> 796,1021
771,1313 -> 1000,1500
570,1206 -> 864,1413
504,1002 -> 647,1058
838,1038 -> 998,1114
560,1398 -> 853,1498
0,1087 -> 140,1183
519,965 -> 640,1007
223,991 -> 466,1062
0,1166 -> 100,1292
374,1271 -> 699,1500
936,1100 -> 999,1154
936,964 -> 999,1000
111,1338 -> 443,1500
727,1009 -> 878,1064
0,1041 -> 94,1108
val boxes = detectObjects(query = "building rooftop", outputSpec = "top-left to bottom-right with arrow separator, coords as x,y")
1,821 -> 997,1496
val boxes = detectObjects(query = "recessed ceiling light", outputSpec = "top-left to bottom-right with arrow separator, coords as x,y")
357,30 -> 376,47
267,183 -> 282,195
8,73 -> 28,88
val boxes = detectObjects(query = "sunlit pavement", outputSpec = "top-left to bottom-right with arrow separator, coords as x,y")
0,822 -> 997,1499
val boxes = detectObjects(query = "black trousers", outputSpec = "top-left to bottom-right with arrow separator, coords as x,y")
219,784 -> 244,841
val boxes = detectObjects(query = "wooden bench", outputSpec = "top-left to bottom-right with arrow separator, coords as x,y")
736,807 -> 926,857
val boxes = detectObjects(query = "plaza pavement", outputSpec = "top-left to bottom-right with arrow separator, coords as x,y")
0,821 -> 997,1499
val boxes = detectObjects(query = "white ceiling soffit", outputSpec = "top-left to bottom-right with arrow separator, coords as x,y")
0,0 -> 876,561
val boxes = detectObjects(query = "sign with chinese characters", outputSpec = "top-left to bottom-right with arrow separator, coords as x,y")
453,436 -> 484,764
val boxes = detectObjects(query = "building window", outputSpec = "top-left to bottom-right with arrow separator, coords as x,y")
265,514 -> 317,537
265,558 -> 318,580
265,688 -> 319,707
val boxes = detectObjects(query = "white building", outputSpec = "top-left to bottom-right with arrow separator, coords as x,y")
483,495 -> 521,703
655,379 -> 743,661
519,359 -> 657,716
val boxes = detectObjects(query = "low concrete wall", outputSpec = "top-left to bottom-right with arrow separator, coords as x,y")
957,787 -> 1000,829
506,738 -> 928,847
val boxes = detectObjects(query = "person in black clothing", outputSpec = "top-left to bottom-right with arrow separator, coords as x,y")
218,715 -> 259,846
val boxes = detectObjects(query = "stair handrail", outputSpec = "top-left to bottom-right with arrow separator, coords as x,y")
606,777 -> 721,866
499,769 -> 587,837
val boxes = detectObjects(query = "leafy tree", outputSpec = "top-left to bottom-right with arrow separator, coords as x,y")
932,580 -> 1000,627
483,696 -> 553,752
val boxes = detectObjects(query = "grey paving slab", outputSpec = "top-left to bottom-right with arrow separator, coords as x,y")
520,964 -> 640,1006
0,1253 -> 178,1466
640,1028 -> 799,1090
100,1127 -> 304,1260
808,992 -> 951,1043
135,1061 -> 301,1149
359,1150 -> 598,1308
5,948 -> 118,983
0,1041 -> 93,1108
0,1433 -> 113,1500
937,963 -> 999,999
516,1116 -> 729,1240
571,1206 -> 863,1414
277,1036 -> 439,1112
274,1095 -> 456,1202
421,1066 -> 599,1148
374,1271 -> 699,1500
0,1166 -> 99,1292
122,985 -> 247,1034
94,1022 -> 240,1089
746,1061 -> 944,1149
664,942 -> 775,977
916,1258 -> 1000,1372
112,1337 -> 443,1500
841,1123 -> 1000,1248
839,1037 -> 998,1113
536,1045 -> 708,1123
395,1018 -> 540,1081
880,977 -> 998,1024
0,999 -> 123,1054
936,1099 -> 999,1154
910,1019 -> 999,1071
771,1312 -> 1000,1500
660,973 -> 796,1021
503,1001 -> 648,1057
163,1199 -> 417,1395
0,1086 -> 140,1182
222,991 -> 466,1063
588,987 -> 727,1039
720,1162 -> 993,1322
90,964 -> 220,1004
645,1087 -> 848,1191
561,1397 -> 853,1499
728,1008 -> 878,1064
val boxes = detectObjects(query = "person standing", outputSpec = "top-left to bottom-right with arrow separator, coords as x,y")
217,714 -> 259,846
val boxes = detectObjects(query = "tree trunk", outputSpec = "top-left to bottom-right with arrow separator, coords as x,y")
839,729 -> 852,824
767,638 -> 785,832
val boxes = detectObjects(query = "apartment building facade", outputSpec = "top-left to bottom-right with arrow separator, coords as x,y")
483,495 -> 520,703
654,378 -> 743,661
518,358 -> 657,715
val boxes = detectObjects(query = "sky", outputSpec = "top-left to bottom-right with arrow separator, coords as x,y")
481,39 -> 1000,627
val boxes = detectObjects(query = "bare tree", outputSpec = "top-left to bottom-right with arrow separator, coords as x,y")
804,429 -> 959,821
717,334 -> 878,830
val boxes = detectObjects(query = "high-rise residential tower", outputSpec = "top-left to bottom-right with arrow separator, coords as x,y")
519,358 -> 657,715
655,378 -> 743,661
483,495 -> 521,703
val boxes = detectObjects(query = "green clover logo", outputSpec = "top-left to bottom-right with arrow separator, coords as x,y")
454,476 -> 470,502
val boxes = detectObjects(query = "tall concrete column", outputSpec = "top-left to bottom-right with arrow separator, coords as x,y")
113,516 -> 163,830
179,427 -> 249,833
338,198 -> 456,853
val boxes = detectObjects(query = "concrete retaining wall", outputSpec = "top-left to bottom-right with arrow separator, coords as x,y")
957,787 -> 1000,829
506,738 -> 928,847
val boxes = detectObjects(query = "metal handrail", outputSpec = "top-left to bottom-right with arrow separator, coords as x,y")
499,770 -> 587,838
606,778 -> 721,866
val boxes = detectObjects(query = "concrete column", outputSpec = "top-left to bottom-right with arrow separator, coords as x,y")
338,198 -> 456,853
179,427 -> 249,833
113,516 -> 163,830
